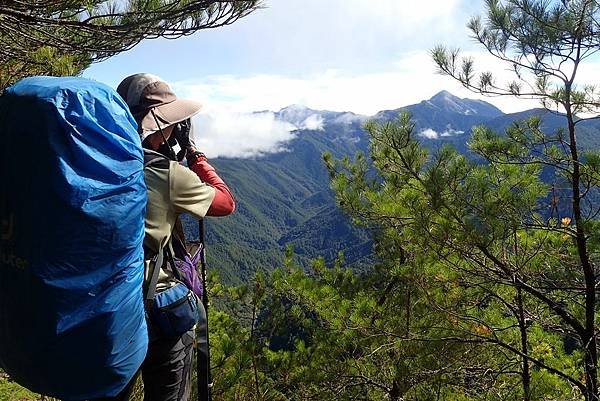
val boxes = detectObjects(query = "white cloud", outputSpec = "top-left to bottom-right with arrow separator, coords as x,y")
420,129 -> 440,139
276,105 -> 325,130
173,50 -> 600,119
420,126 -> 467,140
299,114 -> 324,131
308,0 -> 472,50
191,111 -> 296,159
441,126 -> 465,137
171,51 -> 538,116
341,0 -> 465,28
224,0 -> 475,76
172,53 -> 443,116
89,0 -> 600,122
441,130 -> 463,137
190,108 -> 327,159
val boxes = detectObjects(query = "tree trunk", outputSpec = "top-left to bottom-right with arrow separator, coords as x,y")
389,379 -> 401,401
516,286 -> 531,401
565,97 -> 598,400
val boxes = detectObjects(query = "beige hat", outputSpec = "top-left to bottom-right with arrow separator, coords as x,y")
117,73 -> 202,139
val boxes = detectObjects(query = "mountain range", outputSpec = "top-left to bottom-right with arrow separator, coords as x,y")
184,91 -> 600,283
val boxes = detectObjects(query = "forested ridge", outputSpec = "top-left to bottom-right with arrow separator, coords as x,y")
193,97 -> 600,285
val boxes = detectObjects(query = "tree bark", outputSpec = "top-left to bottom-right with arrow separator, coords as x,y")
565,84 -> 598,400
516,286 -> 531,401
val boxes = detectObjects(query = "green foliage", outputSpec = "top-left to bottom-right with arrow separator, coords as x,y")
202,43 -> 600,397
0,1 -> 260,88
207,257 -> 478,400
222,107 -> 590,400
324,113 -> 583,398
0,373 -> 39,401
431,2 -> 600,398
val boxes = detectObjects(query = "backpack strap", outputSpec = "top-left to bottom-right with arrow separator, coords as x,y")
164,241 -> 182,282
144,241 -> 182,308
144,247 -> 164,308
143,149 -> 171,307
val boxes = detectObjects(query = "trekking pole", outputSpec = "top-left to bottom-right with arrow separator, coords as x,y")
197,218 -> 212,401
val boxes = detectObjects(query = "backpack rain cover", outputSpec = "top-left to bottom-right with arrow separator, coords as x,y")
0,76 -> 148,400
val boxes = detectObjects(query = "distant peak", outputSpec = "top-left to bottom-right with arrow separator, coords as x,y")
430,90 -> 459,101
279,104 -> 310,112
424,90 -> 503,117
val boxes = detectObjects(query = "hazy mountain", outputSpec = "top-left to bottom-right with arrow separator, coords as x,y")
429,90 -> 504,118
275,104 -> 368,134
185,108 -> 371,283
486,108 -> 600,149
188,91 -> 600,283
375,90 -> 502,140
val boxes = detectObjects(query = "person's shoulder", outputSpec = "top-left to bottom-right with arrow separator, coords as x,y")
143,149 -> 170,170
169,160 -> 207,187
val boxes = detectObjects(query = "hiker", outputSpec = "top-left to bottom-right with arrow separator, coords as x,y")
112,74 -> 235,401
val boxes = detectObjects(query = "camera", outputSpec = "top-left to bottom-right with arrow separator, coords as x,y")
156,119 -> 193,162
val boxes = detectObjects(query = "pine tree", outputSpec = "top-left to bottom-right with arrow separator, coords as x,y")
0,1 -> 260,89
316,1 -> 600,399
431,1 -> 600,399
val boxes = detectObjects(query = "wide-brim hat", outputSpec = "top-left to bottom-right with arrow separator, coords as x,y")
117,73 -> 202,139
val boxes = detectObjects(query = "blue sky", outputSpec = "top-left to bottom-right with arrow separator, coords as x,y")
84,0 -> 599,158
87,1 -> 477,81
84,0 -> 507,115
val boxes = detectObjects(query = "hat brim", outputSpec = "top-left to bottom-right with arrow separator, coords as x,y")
139,98 -> 202,134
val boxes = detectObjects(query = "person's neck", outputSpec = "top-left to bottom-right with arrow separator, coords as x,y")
144,134 -> 163,151
142,137 -> 161,152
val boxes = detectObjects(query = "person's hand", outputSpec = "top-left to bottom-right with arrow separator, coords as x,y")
173,119 -> 195,151
173,119 -> 200,162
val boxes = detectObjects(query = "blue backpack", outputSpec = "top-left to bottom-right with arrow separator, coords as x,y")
0,76 -> 148,400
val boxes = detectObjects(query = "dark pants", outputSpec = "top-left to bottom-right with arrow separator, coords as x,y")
90,328 -> 195,401
142,328 -> 195,401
